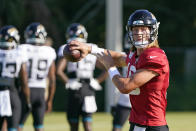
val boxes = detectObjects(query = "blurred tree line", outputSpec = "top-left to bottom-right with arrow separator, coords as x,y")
1,0 -> 196,111
1,0 -> 196,48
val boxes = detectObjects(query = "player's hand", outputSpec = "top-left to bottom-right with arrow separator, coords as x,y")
65,79 -> 82,90
45,101 -> 52,113
90,79 -> 102,91
97,50 -> 115,70
69,40 -> 91,59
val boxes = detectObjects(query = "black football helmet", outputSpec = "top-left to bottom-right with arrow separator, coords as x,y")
66,23 -> 88,43
0,25 -> 20,49
126,9 -> 160,48
24,22 -> 47,44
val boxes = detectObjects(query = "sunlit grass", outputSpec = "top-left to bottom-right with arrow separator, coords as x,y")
23,112 -> 196,131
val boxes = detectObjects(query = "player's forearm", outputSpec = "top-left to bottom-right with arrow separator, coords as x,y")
90,45 -> 127,67
56,58 -> 69,83
112,75 -> 136,94
20,64 -> 31,104
47,62 -> 56,102
56,71 -> 69,83
108,66 -> 138,94
96,71 -> 108,83
108,50 -> 127,67
48,78 -> 56,102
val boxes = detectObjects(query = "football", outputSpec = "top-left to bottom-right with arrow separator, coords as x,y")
63,44 -> 81,62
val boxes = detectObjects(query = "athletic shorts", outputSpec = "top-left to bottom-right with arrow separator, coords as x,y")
66,82 -> 94,123
113,104 -> 131,128
20,88 -> 45,127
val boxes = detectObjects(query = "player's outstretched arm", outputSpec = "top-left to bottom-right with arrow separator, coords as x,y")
69,40 -> 127,67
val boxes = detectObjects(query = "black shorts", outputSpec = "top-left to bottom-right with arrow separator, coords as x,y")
129,122 -> 169,131
113,104 -> 131,128
20,88 -> 45,128
66,82 -> 94,123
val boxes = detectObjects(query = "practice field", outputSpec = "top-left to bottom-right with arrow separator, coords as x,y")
23,112 -> 196,131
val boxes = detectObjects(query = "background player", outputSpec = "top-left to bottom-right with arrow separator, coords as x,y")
0,25 -> 30,131
18,22 -> 56,131
56,23 -> 107,131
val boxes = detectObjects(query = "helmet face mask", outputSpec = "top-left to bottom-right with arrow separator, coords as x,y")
129,26 -> 151,48
24,22 -> 47,45
66,23 -> 88,43
126,9 -> 160,49
0,25 -> 20,49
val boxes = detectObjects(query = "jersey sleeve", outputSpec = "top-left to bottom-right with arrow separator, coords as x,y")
138,49 -> 166,75
57,45 -> 65,58
49,47 -> 57,61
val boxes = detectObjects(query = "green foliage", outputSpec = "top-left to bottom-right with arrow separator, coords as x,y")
1,0 -> 196,47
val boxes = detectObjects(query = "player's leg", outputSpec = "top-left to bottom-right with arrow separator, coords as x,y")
31,88 -> 45,131
80,82 -> 96,131
82,113 -> 92,131
112,104 -> 131,131
7,89 -> 21,131
18,90 -> 31,131
0,117 -> 6,131
67,90 -> 81,131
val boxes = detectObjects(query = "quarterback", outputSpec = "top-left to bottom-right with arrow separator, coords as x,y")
69,9 -> 170,131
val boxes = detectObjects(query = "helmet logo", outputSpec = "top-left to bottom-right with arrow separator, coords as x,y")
8,28 -> 16,34
79,34 -> 84,38
8,38 -> 14,42
133,20 -> 144,25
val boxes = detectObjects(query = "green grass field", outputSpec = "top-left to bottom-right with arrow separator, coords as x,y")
23,112 -> 196,131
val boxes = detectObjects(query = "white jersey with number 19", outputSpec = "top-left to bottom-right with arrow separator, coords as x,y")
19,44 -> 56,88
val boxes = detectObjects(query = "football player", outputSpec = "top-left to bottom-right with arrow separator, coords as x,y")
18,22 -> 56,131
56,23 -> 107,131
69,9 -> 170,131
111,33 -> 132,131
0,25 -> 30,131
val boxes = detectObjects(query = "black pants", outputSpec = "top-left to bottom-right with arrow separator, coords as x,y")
20,88 -> 45,127
112,104 -> 131,128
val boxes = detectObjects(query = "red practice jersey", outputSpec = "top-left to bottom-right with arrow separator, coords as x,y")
126,47 -> 169,126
